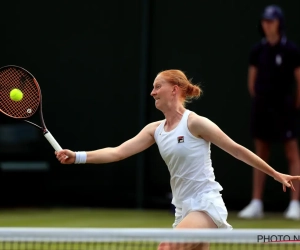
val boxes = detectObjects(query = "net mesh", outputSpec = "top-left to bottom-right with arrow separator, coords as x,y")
0,66 -> 40,118
0,228 -> 299,250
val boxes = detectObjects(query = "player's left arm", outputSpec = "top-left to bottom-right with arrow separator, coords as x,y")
188,114 -> 300,190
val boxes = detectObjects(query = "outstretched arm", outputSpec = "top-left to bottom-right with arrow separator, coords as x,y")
56,121 -> 161,164
189,114 -> 300,191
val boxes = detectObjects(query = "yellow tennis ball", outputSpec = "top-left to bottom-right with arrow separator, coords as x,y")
10,88 -> 23,101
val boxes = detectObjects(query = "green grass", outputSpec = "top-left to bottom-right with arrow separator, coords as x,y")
0,208 -> 298,228
0,208 -> 173,228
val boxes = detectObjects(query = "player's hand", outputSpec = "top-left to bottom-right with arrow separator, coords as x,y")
273,172 -> 300,192
55,150 -> 76,164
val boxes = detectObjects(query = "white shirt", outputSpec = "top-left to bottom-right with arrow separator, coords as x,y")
154,109 -> 223,207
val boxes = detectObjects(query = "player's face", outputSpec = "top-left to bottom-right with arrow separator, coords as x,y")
261,19 -> 280,37
150,76 -> 175,110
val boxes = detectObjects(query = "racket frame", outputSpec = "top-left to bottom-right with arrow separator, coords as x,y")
0,65 -> 63,152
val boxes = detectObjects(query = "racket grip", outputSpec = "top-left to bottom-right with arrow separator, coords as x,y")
44,130 -> 63,151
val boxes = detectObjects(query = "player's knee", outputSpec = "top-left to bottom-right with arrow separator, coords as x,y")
158,242 -> 204,250
157,242 -> 173,250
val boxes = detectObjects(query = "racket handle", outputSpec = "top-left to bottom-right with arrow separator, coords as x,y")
44,130 -> 63,151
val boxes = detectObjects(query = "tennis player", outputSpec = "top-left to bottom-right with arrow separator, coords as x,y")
56,70 -> 300,250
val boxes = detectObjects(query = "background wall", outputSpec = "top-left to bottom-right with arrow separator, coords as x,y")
0,0 -> 300,211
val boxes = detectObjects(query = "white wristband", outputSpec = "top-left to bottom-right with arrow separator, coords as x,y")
75,151 -> 87,164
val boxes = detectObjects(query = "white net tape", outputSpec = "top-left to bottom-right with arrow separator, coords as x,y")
0,228 -> 299,244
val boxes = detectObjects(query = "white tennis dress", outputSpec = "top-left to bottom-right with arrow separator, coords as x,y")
154,109 -> 232,229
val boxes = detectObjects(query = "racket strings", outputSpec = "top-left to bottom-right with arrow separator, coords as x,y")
0,67 -> 40,118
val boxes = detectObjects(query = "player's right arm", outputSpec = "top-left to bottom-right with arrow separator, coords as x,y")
55,121 -> 162,164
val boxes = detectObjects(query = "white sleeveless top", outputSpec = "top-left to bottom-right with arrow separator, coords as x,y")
154,109 -> 223,208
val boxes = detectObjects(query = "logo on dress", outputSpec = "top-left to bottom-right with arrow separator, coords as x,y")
276,54 -> 282,65
177,136 -> 184,143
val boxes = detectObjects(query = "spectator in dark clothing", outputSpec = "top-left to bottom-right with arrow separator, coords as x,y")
238,5 -> 300,220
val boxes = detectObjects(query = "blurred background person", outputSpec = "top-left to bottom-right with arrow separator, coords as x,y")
238,5 -> 300,220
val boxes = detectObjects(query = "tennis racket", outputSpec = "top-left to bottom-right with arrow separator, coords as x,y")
0,65 -> 63,152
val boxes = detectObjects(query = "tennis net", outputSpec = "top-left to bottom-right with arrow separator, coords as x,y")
0,228 -> 299,249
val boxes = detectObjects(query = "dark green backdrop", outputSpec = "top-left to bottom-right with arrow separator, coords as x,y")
0,0 -> 299,211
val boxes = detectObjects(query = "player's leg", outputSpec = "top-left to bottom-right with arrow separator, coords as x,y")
157,211 -> 217,250
176,211 -> 217,250
158,191 -> 231,250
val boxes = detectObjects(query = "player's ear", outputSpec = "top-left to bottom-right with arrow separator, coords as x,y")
172,85 -> 179,95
